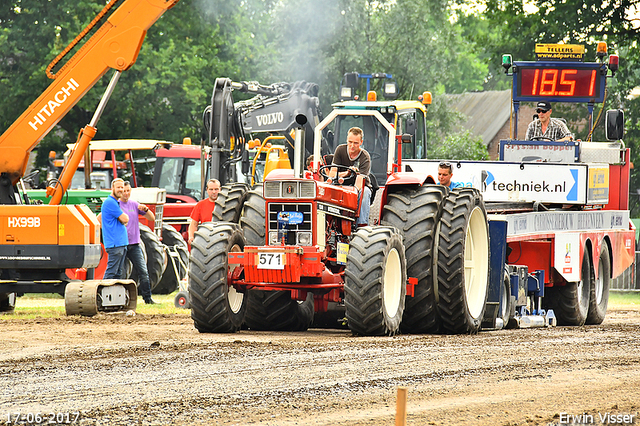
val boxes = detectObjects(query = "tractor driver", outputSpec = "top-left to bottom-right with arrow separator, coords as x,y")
327,126 -> 371,226
525,101 -> 574,142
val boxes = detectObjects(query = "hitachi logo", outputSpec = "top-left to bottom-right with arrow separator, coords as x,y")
256,112 -> 284,127
29,78 -> 80,131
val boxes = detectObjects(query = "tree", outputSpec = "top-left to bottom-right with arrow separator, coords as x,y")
1,0 -> 274,172
474,0 -> 640,214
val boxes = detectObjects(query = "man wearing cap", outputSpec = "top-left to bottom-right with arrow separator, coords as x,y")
525,101 -> 574,142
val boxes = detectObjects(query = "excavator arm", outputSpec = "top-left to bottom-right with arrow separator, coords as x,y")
0,0 -> 179,201
202,78 -> 325,185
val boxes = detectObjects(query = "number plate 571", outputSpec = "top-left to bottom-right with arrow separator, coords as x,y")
257,252 -> 285,269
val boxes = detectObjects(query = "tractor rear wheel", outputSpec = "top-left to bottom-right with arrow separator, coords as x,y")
344,226 -> 406,336
436,188 -> 490,334
239,184 -> 266,245
214,183 -> 250,223
545,246 -> 592,326
244,291 -> 314,331
381,185 -> 447,333
131,225 -> 166,291
153,224 -> 189,294
189,223 -> 247,332
586,243 -> 611,325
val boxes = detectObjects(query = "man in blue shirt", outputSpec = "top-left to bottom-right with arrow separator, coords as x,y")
101,178 -> 129,279
438,162 -> 463,189
119,181 -> 157,304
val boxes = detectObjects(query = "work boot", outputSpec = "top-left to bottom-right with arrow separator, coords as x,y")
144,298 -> 158,305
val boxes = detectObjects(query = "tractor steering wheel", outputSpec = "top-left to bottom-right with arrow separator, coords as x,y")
319,164 -> 358,186
530,136 -> 553,141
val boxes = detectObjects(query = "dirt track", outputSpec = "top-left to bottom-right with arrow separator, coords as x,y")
1,307 -> 639,426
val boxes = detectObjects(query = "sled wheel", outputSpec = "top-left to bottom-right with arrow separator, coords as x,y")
587,243 -> 610,325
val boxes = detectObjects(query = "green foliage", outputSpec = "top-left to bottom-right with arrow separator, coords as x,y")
3,0 -> 640,204
428,130 -> 488,161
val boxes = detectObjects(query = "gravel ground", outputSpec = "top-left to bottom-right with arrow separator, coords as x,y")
1,307 -> 639,426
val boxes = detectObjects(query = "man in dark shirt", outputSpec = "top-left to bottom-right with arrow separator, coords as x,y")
327,127 -> 371,225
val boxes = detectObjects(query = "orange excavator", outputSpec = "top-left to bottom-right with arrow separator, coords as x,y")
0,0 -> 179,315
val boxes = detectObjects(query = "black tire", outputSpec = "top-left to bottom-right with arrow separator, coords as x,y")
174,291 -> 190,309
311,303 -> 348,329
238,184 -> 315,330
244,291 -> 314,331
189,223 -> 247,333
499,268 -> 514,327
368,187 -> 384,226
214,183 -> 250,223
436,188 -> 490,334
0,293 -> 16,313
381,185 -> 447,333
586,243 -> 611,324
344,226 -> 407,336
131,224 -> 166,291
544,246 -> 592,326
154,224 -> 189,294
239,184 -> 265,245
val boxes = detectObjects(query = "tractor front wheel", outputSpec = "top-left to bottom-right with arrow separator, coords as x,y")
189,223 -> 247,332
344,226 -> 406,336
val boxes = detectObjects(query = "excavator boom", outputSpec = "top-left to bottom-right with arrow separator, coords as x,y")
0,0 -> 179,187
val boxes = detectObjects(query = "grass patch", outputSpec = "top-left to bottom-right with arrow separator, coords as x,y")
0,292 -> 190,320
609,291 -> 640,310
3,290 -> 639,320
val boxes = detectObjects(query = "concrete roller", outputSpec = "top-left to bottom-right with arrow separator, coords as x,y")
65,279 -> 137,316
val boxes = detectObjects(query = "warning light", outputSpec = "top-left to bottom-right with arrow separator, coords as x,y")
183,137 -> 192,145
609,54 -> 619,75
367,91 -> 377,102
502,54 -> 512,73
419,91 -> 432,105
596,41 -> 607,58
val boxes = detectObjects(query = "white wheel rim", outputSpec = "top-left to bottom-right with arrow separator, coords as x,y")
228,243 -> 244,313
383,248 -> 402,317
500,276 -> 509,319
578,253 -> 589,306
595,255 -> 604,304
464,207 -> 489,319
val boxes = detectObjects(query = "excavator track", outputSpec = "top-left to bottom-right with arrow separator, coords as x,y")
65,280 -> 137,316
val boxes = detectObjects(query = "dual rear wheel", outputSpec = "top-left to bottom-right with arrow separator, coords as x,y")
544,243 -> 611,326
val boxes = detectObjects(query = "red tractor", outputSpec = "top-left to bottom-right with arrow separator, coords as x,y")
188,109 -> 491,336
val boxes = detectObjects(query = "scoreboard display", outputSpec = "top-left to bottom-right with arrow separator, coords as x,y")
513,61 -> 607,103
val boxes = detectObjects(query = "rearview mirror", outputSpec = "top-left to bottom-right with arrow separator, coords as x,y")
605,109 -> 624,140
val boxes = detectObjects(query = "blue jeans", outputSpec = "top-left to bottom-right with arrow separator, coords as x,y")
126,243 -> 152,300
104,246 -> 127,280
357,186 -> 371,225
